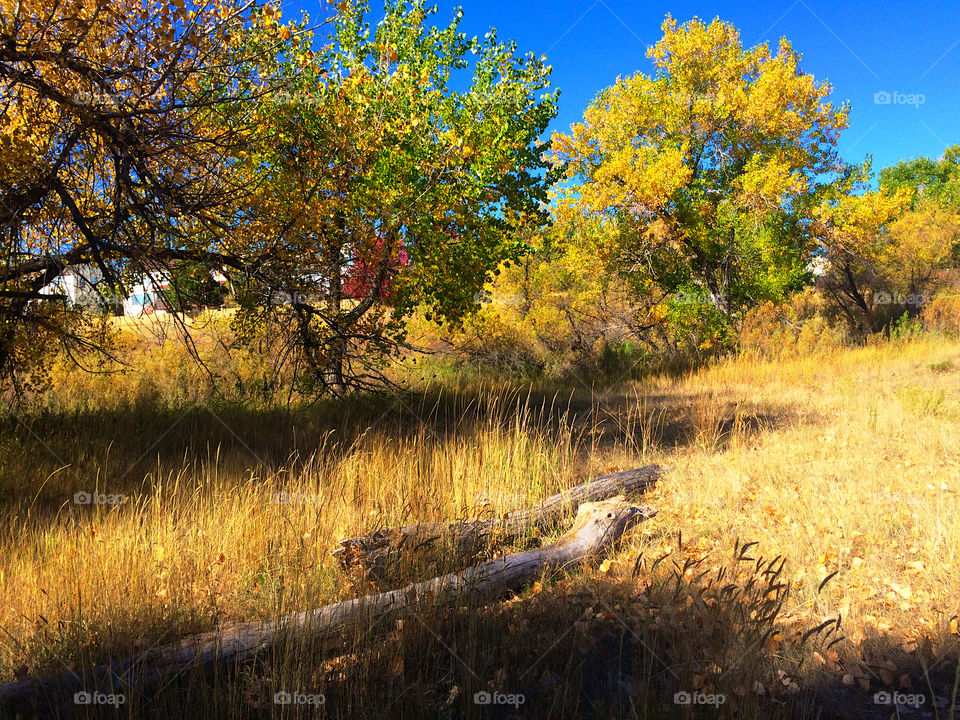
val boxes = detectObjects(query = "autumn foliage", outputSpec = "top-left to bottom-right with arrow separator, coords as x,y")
0,0 -> 557,393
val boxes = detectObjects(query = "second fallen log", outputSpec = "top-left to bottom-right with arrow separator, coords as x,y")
333,464 -> 662,577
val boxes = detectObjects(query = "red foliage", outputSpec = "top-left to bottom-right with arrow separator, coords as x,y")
341,237 -> 410,300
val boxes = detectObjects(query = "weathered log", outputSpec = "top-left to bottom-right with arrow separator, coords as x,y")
333,464 -> 662,577
0,496 -> 656,716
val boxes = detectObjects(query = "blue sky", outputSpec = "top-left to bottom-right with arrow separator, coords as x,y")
297,0 -> 960,173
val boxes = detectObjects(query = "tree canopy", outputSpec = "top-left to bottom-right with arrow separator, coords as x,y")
224,0 -> 558,392
0,0 -> 558,392
551,15 -> 850,328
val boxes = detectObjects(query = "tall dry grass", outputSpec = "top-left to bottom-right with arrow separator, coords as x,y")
1,330 -> 959,717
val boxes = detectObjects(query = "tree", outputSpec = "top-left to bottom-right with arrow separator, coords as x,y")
0,0 -> 267,378
810,167 -> 909,331
884,202 -> 960,300
879,145 -> 960,210
812,161 -> 958,333
222,0 -> 558,393
0,0 -> 558,395
550,15 -> 849,327
879,147 -> 960,264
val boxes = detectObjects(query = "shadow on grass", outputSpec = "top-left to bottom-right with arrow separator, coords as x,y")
1,384 -> 806,527
5,538 -> 955,719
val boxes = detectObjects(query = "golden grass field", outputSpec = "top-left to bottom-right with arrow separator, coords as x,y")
1,332 -> 959,718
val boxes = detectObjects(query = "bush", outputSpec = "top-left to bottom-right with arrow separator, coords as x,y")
922,294 -> 960,335
449,305 -> 547,378
739,290 -> 847,360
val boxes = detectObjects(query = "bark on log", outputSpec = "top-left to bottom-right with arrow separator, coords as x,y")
0,496 -> 656,717
333,465 -> 662,577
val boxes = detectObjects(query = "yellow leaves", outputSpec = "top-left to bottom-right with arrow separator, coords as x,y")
586,143 -> 690,217
378,44 -> 399,64
863,614 -> 894,633
883,200 -> 960,288
736,155 -> 808,209
883,587 -> 910,609
814,188 -> 911,262
551,13 -> 848,292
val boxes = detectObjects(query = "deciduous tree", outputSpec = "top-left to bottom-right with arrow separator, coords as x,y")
551,15 -> 849,328
225,0 -> 558,393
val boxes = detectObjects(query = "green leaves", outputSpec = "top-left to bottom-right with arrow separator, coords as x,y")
225,0 -> 558,391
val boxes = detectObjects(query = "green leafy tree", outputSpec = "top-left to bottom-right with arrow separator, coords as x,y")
879,146 -> 960,210
224,0 -> 559,393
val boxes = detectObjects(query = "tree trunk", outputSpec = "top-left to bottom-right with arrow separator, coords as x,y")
334,465 -> 661,578
0,497 -> 656,717
325,213 -> 347,394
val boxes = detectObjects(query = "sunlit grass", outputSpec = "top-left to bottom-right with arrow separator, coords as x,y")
2,334 -> 959,717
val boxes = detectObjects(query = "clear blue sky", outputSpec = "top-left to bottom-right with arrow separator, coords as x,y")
296,0 -> 960,173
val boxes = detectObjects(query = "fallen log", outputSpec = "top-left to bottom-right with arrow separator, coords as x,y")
333,464 -> 662,577
0,496 -> 656,717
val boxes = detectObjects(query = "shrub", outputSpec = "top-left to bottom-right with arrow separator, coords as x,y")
450,306 -> 547,378
739,290 -> 847,360
922,294 -> 960,335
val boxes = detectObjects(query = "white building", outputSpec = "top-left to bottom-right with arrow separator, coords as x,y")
40,263 -> 228,315
38,264 -> 106,308
122,269 -> 172,316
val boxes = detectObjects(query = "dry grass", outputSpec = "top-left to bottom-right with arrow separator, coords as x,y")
1,334 -> 959,718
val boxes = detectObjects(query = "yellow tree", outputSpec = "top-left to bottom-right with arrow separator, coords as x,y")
883,201 -> 960,300
811,165 -> 911,330
0,0 -> 271,378
551,15 -> 849,328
